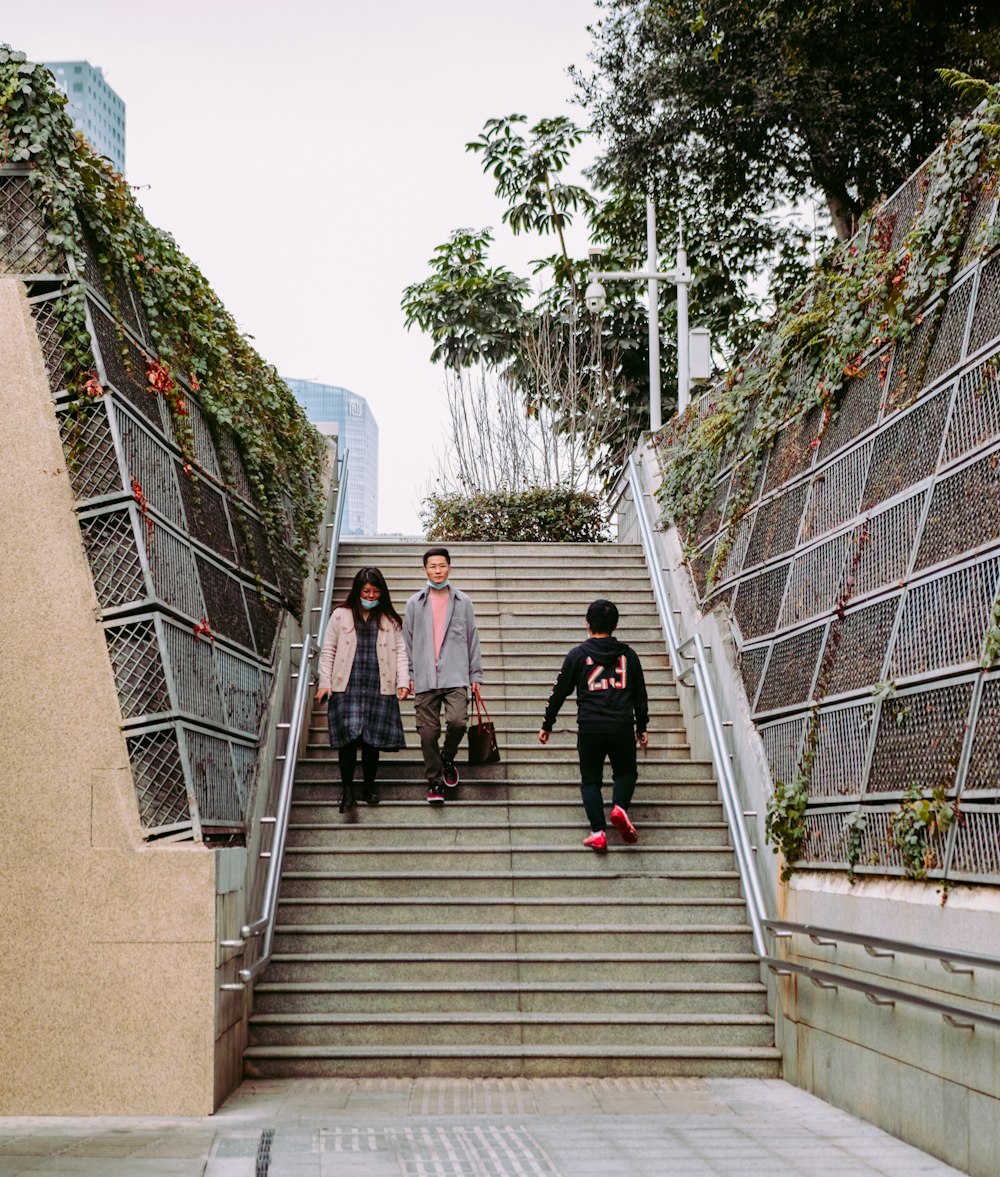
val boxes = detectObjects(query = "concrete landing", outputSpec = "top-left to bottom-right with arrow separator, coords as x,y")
0,1078 -> 963,1176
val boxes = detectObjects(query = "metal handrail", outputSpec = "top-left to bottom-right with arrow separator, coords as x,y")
232,450 -> 349,986
625,452 -> 768,957
764,919 -> 1000,975
763,957 -> 1000,1032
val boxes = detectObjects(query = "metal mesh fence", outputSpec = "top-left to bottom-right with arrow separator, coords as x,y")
755,625 -> 824,713
0,174 -> 62,274
808,702 -> 875,800
866,680 -> 975,795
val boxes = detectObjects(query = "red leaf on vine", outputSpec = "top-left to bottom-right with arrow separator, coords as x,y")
83,373 -> 103,398
193,617 -> 216,643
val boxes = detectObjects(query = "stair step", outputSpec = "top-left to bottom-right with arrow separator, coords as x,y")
288,800 -> 726,824
251,980 -> 769,1015
243,1044 -> 782,1079
278,869 -> 744,899
284,822 -> 729,848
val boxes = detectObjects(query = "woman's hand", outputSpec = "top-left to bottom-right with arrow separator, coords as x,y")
315,688 -> 331,704
397,686 -> 409,701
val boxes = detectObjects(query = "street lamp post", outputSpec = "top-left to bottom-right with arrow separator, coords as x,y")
584,197 -> 697,430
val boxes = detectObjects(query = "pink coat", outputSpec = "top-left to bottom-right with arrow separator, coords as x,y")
317,607 -> 408,695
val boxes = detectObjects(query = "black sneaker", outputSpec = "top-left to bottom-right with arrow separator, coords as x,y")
427,784 -> 445,806
442,760 -> 460,788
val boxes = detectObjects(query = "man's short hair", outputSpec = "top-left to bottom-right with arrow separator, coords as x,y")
423,546 -> 451,566
587,599 -> 619,633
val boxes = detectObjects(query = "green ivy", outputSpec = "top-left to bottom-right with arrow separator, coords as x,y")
0,47 -> 325,575
765,772 -> 810,882
421,486 -> 608,542
888,784 -> 959,881
842,810 -> 869,885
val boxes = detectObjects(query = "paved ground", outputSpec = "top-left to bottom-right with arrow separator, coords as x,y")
0,1078 -> 964,1176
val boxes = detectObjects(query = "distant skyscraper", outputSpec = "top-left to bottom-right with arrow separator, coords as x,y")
285,379 -> 378,536
45,61 -> 126,174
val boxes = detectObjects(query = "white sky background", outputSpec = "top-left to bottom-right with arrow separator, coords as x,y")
5,0 -> 603,534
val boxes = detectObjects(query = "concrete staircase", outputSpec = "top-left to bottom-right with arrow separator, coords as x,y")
244,541 -> 779,1078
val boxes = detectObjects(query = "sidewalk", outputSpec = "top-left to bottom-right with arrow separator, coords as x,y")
0,1078 -> 964,1176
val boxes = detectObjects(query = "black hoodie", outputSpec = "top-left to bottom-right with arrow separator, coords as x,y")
541,636 -> 649,735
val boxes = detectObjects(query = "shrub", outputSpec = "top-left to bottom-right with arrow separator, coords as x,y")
421,487 -> 608,542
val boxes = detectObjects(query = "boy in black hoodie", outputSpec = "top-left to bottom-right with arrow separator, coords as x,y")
538,599 -> 649,851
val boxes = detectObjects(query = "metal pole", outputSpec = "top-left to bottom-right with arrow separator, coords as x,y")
676,218 -> 690,413
646,197 -> 662,433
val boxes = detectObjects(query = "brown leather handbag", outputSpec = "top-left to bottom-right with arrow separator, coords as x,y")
467,693 -> 501,765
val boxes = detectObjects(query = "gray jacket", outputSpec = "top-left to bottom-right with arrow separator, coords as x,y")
403,585 -> 483,694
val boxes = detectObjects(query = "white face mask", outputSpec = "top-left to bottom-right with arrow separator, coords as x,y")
427,579 -> 450,590
360,598 -> 380,610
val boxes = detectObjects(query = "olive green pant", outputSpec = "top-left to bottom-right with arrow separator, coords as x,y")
414,688 -> 468,785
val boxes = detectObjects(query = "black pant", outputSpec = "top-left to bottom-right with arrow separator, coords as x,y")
338,739 -> 380,786
577,728 -> 637,832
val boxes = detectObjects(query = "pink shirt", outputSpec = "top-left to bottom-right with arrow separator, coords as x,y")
430,587 -> 449,663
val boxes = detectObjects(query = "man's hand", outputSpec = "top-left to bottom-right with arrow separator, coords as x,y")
408,680 -> 414,697
315,688 -> 331,704
471,682 -> 482,700
637,731 -> 649,749
538,729 -> 550,745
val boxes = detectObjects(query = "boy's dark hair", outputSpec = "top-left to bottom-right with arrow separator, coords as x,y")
587,599 -> 619,633
423,546 -> 451,566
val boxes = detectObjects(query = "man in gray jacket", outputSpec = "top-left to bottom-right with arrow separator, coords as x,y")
403,547 -> 483,805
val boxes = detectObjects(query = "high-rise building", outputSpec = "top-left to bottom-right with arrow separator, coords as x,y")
284,379 -> 378,536
45,61 -> 126,174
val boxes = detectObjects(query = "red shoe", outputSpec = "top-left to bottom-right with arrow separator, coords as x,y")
427,785 -> 445,806
583,830 -> 608,852
610,805 -> 638,843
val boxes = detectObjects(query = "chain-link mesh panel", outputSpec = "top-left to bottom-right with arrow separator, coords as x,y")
862,389 -> 949,510
799,809 -> 849,865
809,703 -> 876,799
88,300 -> 161,429
963,676 -> 1000,794
183,728 -> 244,826
733,562 -> 789,639
104,619 -> 170,720
116,407 -> 185,527
853,490 -> 927,596
195,555 -> 254,649
28,294 -> 69,392
760,715 -> 807,785
738,646 -> 768,707
915,450 -> 1000,570
147,520 -> 205,620
163,622 -> 227,726
693,474 -> 731,544
755,625 -> 824,713
923,278 -> 973,387
214,645 -> 264,735
821,358 -> 885,457
745,484 -> 808,567
801,442 -> 871,542
185,397 -> 222,480
969,251 -> 1000,357
779,532 -> 851,628
824,596 -> 899,696
888,165 -> 930,253
231,507 -> 278,586
944,351 -> 1000,465
858,807 -> 908,874
762,409 -> 820,495
126,727 -> 190,830
958,172 -> 998,271
58,402 -> 121,501
0,174 -> 61,274
80,508 -> 146,608
245,587 -> 282,661
949,808 -> 1000,879
890,557 -> 1000,678
867,680 -> 975,794
176,467 -> 236,562
217,428 -> 257,506
716,510 -> 755,583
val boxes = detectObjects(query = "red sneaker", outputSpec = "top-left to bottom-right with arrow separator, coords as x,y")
427,785 -> 445,806
610,805 -> 638,843
583,830 -> 608,852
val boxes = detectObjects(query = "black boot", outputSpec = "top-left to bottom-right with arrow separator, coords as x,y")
363,783 -> 380,806
339,785 -> 357,813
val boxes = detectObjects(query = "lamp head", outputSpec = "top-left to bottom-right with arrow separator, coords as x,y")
584,278 -> 607,314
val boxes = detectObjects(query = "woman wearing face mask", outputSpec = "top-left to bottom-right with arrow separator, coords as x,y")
316,567 -> 409,811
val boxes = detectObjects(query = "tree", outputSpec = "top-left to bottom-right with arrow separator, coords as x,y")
575,0 -> 1000,310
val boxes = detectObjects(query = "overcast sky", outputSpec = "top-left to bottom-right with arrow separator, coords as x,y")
5,0 -> 604,534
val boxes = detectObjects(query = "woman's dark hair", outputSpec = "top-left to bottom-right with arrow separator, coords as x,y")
586,598 -> 619,634
423,546 -> 451,566
341,567 -> 402,628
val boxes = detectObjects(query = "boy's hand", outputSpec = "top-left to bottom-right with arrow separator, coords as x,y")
637,731 -> 649,749
538,729 -> 550,745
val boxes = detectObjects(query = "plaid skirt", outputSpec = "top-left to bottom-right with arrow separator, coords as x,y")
327,617 -> 406,751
